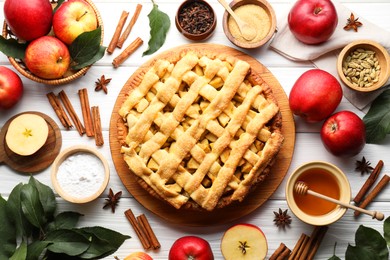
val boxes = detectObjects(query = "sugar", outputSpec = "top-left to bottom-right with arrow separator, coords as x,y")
56,152 -> 105,199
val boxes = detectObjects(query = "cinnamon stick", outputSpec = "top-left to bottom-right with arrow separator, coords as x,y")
288,226 -> 328,260
117,4 -> 142,48
91,106 -> 104,146
124,209 -> 151,249
112,37 -> 143,68
137,214 -> 161,249
58,90 -> 85,136
107,10 -> 129,54
354,160 -> 384,204
354,174 -> 390,217
288,233 -> 309,260
46,92 -> 72,129
270,243 -> 291,260
78,88 -> 94,137
306,226 -> 329,260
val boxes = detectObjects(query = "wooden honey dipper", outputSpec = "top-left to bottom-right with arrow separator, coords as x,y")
294,181 -> 384,221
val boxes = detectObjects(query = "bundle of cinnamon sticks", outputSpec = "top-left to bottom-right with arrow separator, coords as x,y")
125,209 -> 161,250
107,4 -> 143,68
353,160 -> 389,217
46,88 -> 104,146
269,226 -> 328,260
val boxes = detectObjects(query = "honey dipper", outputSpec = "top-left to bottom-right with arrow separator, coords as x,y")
294,181 -> 384,221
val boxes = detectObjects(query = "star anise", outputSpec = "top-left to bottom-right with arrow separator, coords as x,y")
355,156 -> 374,175
95,75 -> 111,94
344,12 -> 363,32
273,208 -> 292,228
103,188 -> 122,213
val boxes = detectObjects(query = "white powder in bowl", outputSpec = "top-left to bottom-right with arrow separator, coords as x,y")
56,152 -> 105,199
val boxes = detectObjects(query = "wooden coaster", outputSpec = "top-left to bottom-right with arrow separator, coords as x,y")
0,111 -> 62,173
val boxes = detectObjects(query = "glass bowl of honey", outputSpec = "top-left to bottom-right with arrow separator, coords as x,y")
285,161 -> 351,226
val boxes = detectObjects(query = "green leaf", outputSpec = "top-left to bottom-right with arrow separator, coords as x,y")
0,195 -> 16,260
80,226 -> 130,249
28,176 -> 56,220
72,45 -> 106,70
75,232 -> 115,259
142,1 -> 170,56
53,0 -> 65,13
384,216 -> 390,247
363,88 -> 390,143
0,36 -> 27,59
45,229 -> 90,256
26,241 -> 51,260
9,240 -> 26,260
69,26 -> 104,70
77,227 -> 130,259
346,225 -> 389,260
20,183 -> 46,229
6,183 -> 34,238
47,211 -> 83,232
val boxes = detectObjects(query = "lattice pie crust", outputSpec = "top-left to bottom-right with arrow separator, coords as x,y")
118,51 -> 284,211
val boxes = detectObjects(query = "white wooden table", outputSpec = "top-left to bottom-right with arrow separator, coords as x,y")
1,0 -> 390,259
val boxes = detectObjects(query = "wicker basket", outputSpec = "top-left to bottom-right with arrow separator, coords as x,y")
2,0 -> 104,85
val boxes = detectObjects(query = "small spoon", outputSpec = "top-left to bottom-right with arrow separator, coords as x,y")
217,0 -> 257,41
294,181 -> 385,221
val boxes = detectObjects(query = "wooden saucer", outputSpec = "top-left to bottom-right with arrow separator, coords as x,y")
0,111 -> 62,173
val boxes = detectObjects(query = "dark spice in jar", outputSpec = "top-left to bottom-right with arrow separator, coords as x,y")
178,1 -> 214,35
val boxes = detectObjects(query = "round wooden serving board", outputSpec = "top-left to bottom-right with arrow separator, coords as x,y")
0,111 -> 62,173
109,44 -> 295,226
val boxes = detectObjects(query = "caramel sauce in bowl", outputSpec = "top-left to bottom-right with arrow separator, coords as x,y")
285,161 -> 351,226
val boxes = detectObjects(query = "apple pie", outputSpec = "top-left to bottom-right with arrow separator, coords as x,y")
118,51 -> 284,211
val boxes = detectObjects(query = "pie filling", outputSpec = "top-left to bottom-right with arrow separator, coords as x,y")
119,51 -> 284,211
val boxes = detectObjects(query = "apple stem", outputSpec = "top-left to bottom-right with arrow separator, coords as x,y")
331,122 -> 338,132
77,11 -> 89,21
314,6 -> 323,15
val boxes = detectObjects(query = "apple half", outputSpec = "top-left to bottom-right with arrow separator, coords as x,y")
221,223 -> 268,260
5,113 -> 49,156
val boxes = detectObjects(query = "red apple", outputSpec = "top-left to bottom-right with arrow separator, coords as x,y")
169,236 -> 214,260
321,111 -> 366,157
220,223 -> 268,260
124,252 -> 153,260
289,69 -> 343,123
24,36 -> 71,79
0,66 -> 23,109
53,0 -> 98,45
288,0 -> 338,44
4,0 -> 53,42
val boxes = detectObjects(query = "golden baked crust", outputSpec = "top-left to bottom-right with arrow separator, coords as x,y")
119,51 -> 284,211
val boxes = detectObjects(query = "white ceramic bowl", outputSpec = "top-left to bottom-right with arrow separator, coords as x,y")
285,161 -> 351,226
51,145 -> 110,203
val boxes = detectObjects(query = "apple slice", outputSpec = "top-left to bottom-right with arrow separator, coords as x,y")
124,252 -> 153,260
5,113 -> 49,156
221,223 -> 268,260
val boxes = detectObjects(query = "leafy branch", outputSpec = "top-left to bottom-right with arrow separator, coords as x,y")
0,176 -> 130,259
329,217 -> 390,259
